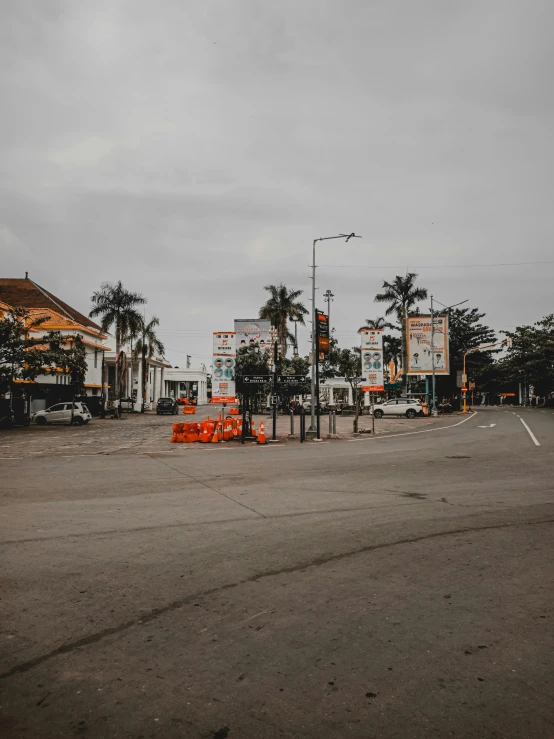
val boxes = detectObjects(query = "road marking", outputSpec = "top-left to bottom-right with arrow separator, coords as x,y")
373,412 -> 478,441
478,424 -> 496,428
520,418 -> 540,446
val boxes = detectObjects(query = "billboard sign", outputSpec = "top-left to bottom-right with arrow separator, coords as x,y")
316,310 -> 330,361
234,319 -> 272,351
360,329 -> 384,392
406,315 -> 450,375
212,332 -> 236,403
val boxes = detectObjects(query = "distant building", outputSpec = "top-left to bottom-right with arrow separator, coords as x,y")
0,276 -> 111,407
0,276 -> 208,411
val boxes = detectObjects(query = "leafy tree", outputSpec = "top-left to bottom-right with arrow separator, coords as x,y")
89,281 -> 146,399
434,307 -> 497,398
259,284 -> 308,357
503,315 -> 554,397
383,334 -> 403,377
0,308 -> 52,394
374,273 -> 428,392
0,309 -> 88,415
133,316 -> 165,413
235,343 -> 271,412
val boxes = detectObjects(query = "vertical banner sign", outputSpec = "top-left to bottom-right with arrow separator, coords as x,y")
316,310 -> 330,361
406,315 -> 450,375
360,329 -> 384,392
212,332 -> 236,403
234,319 -> 272,351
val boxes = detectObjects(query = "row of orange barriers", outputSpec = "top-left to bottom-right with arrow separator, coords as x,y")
170,416 -> 266,444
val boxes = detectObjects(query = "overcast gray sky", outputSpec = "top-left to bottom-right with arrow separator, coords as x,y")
2,0 -> 552,366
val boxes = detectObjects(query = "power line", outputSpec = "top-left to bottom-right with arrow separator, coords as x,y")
318,259 -> 554,270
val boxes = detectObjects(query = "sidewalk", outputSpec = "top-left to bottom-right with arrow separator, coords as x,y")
252,410 -> 442,441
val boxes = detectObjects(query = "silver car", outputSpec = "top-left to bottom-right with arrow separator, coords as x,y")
372,398 -> 423,419
33,402 -> 92,426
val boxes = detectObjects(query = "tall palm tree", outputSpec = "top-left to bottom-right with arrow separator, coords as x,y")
374,273 -> 428,392
89,281 -> 146,402
358,316 -> 396,333
259,284 -> 308,357
133,316 -> 165,413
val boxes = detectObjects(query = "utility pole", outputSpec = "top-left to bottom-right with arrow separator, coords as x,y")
310,234 -> 359,433
323,289 -> 334,338
272,341 -> 278,440
430,295 -> 437,415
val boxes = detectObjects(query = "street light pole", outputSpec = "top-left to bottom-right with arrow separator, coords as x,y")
429,297 -> 468,414
310,234 -> 359,433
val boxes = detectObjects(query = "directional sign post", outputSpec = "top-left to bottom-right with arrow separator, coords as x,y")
243,375 -> 271,384
277,375 -> 309,385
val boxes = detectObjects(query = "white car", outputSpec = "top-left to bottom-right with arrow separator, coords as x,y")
372,398 -> 423,419
33,402 -> 92,426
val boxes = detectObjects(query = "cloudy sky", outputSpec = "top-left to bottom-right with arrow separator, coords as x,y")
2,0 -> 552,366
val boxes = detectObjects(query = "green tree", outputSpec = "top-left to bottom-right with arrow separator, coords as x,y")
133,316 -> 165,413
432,307 -> 497,400
0,308 -> 52,394
503,315 -> 554,397
374,273 -> 428,392
235,343 -> 271,411
259,284 -> 308,357
383,334 -> 403,377
89,281 -> 146,400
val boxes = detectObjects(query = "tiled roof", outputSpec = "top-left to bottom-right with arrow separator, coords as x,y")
0,278 -> 103,333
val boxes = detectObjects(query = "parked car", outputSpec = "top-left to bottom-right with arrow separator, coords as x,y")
371,398 -> 423,419
32,402 -> 92,426
156,397 -> 179,415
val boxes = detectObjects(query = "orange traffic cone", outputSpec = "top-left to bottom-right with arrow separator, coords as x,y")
258,421 -> 266,444
251,420 -> 257,438
211,421 -> 221,443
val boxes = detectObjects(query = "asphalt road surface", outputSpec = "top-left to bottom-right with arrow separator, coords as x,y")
1,407 -> 553,738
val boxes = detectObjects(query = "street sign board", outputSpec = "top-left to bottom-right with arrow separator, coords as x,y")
278,375 -> 308,384
360,329 -> 384,392
406,315 -> 450,375
461,386 -> 468,393
316,310 -> 330,361
242,375 -> 270,384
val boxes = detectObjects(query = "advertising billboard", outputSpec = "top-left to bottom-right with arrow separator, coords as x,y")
360,329 -> 384,392
406,315 -> 450,375
212,332 -> 236,403
316,310 -> 329,361
234,319 -> 272,351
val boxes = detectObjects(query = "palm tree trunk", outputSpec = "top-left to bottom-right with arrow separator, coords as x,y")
115,331 -> 121,417
401,308 -> 408,395
141,346 -> 147,413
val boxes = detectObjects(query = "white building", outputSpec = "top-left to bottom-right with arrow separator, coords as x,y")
0,276 -> 112,401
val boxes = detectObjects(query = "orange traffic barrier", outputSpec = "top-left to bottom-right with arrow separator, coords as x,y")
229,408 -> 239,415
258,421 -> 266,444
251,420 -> 257,438
211,421 -> 221,443
172,422 -> 185,434
200,421 -> 214,442
183,406 -> 196,415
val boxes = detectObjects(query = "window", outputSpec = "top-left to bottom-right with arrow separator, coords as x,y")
94,350 -> 98,368
48,404 -> 64,412
92,388 -> 98,396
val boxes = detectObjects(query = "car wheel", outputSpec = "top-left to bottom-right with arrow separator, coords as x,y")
406,409 -> 417,419
73,416 -> 85,426
373,409 -> 384,419
36,416 -> 47,426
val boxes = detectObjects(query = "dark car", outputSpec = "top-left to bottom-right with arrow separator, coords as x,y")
156,397 -> 179,415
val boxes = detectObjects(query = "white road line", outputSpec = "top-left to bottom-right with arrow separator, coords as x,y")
520,418 -> 541,446
372,412 -> 478,441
